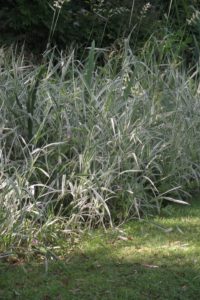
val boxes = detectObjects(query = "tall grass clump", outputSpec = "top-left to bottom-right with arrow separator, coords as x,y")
0,40 -> 200,249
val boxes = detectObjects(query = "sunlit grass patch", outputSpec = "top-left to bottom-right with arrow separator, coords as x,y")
1,199 -> 200,299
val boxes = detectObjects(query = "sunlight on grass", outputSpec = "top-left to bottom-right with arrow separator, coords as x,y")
2,201 -> 200,299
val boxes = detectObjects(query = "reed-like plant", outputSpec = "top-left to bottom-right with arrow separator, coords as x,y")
0,40 -> 199,250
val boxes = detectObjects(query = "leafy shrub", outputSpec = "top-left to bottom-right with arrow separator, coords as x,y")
0,1 -> 164,53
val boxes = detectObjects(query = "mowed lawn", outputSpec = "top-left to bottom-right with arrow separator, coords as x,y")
1,198 -> 200,300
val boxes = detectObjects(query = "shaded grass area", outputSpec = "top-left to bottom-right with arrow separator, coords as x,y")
1,199 -> 200,300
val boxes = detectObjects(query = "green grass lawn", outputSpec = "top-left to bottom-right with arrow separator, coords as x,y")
1,199 -> 200,300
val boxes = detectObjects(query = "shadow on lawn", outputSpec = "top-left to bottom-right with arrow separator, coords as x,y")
1,200 -> 200,300
0,244 -> 200,300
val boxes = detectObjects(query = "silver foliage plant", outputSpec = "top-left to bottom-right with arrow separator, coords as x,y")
0,40 -> 200,247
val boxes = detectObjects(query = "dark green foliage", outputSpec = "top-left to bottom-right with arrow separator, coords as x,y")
0,1 -> 52,48
1,0 -> 200,64
0,1 -> 163,52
